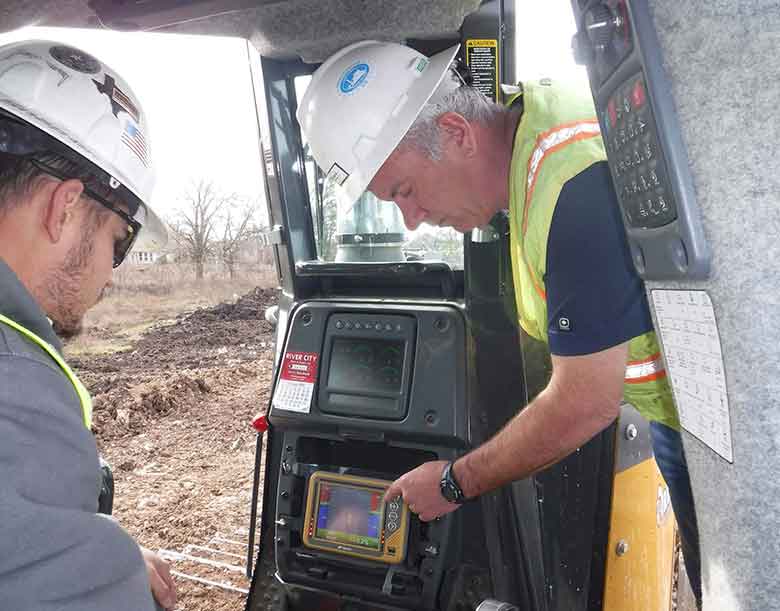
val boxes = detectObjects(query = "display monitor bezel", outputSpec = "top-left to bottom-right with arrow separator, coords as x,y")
302,471 -> 410,564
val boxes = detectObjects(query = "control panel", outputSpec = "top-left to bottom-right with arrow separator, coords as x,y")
268,302 -> 469,609
571,0 -> 710,279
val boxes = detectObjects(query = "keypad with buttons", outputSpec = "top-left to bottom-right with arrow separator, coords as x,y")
604,74 -> 678,229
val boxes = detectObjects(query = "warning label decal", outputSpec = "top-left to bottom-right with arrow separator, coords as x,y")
466,39 -> 499,103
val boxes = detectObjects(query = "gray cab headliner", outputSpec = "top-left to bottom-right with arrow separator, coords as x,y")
0,1 -> 482,62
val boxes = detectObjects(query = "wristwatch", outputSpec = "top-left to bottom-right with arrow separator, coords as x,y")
440,460 -> 468,504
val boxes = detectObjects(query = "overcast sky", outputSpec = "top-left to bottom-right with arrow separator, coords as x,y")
515,1 -> 587,83
0,26 -> 266,224
0,1 -> 584,226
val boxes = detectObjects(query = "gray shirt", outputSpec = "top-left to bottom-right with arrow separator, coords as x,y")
0,257 -> 155,611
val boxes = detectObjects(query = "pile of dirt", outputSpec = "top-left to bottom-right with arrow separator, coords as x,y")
69,286 -> 279,611
90,374 -> 212,438
73,287 -> 277,374
71,287 -> 278,440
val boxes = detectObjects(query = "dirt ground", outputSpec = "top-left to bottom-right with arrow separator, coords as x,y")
67,285 -> 279,611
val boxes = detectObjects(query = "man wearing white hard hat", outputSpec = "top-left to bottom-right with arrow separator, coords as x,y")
0,41 -> 175,610
298,40 -> 701,607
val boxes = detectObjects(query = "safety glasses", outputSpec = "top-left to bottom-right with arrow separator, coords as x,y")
29,158 -> 142,267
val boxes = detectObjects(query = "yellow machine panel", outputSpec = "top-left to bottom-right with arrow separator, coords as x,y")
603,456 -> 676,611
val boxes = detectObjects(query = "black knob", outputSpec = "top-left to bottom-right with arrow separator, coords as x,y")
571,30 -> 594,66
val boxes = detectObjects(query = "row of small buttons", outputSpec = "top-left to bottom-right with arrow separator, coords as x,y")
619,167 -> 661,199
334,319 -> 403,333
636,195 -> 672,219
609,118 -> 648,154
385,498 -> 402,534
613,139 -> 654,177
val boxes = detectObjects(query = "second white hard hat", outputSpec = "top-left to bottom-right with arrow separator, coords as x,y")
297,40 -> 460,207
0,40 -> 166,251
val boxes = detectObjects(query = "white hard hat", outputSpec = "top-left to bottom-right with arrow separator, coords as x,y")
297,40 -> 460,207
0,40 -> 166,251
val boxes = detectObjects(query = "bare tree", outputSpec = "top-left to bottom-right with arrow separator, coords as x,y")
170,180 -> 236,280
220,200 -> 260,280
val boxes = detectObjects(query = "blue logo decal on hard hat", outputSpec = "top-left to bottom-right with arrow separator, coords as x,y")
339,62 -> 369,94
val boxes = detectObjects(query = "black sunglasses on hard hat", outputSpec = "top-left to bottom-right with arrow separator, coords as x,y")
28,158 -> 142,268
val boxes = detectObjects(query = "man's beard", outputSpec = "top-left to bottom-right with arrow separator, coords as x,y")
51,315 -> 83,339
46,234 -> 96,340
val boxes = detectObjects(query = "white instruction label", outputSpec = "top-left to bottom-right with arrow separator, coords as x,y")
651,290 -> 733,462
272,351 -> 319,414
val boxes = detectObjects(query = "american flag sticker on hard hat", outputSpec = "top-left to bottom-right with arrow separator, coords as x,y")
122,121 -> 149,167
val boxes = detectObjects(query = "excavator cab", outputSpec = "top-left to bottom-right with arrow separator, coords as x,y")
5,1 -> 773,610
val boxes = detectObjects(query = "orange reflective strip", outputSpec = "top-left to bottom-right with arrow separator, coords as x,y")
522,120 -> 601,235
530,272 -> 547,300
625,352 -> 666,384
518,119 -> 601,303
625,370 -> 668,384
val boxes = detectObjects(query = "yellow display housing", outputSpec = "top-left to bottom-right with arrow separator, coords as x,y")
302,472 -> 410,564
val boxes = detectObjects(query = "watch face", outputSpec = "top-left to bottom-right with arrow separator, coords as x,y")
441,481 -> 457,502
440,471 -> 462,503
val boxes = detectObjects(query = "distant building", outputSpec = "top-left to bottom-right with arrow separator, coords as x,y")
128,250 -> 162,265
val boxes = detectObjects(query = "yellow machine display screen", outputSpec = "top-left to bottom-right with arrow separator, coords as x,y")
303,472 -> 410,564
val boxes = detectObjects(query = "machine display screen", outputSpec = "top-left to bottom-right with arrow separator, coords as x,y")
327,338 -> 404,394
315,482 -> 382,550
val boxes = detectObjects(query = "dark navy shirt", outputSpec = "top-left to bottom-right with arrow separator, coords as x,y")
544,161 -> 653,356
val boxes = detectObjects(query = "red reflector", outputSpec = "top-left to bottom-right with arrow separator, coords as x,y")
251,414 -> 269,433
632,80 -> 646,108
607,98 -> 617,129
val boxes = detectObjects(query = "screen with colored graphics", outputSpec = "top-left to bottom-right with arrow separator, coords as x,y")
303,472 -> 410,564
315,482 -> 382,550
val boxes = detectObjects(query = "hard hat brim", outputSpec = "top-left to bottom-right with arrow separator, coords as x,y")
132,203 -> 168,251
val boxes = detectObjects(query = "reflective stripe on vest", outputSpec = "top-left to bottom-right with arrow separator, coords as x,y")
0,313 -> 92,429
507,81 -> 679,430
624,351 -> 667,384
525,119 -> 603,233
522,118 -> 603,301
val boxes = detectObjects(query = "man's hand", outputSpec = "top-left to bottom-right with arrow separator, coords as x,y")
384,460 -> 459,522
141,547 -> 177,610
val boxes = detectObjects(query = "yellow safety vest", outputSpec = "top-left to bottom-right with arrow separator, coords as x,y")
507,81 -> 679,430
0,313 -> 93,429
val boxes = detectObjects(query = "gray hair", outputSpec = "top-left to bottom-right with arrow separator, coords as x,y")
399,71 -> 504,160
